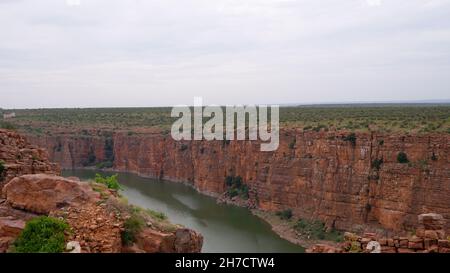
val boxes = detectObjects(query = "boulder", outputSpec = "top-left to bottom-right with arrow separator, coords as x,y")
174,228 -> 204,253
0,217 -> 25,237
2,174 -> 99,214
133,228 -> 203,253
135,229 -> 176,253
0,217 -> 26,253
418,213 -> 445,230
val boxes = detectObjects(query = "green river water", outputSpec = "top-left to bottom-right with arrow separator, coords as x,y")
62,169 -> 304,253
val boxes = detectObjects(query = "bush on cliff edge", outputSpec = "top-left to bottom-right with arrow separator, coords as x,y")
276,209 -> 293,220
95,173 -> 122,190
13,216 -> 69,253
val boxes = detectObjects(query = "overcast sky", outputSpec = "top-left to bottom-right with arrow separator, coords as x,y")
1,0 -> 450,108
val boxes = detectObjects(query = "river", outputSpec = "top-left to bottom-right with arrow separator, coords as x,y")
62,169 -> 304,253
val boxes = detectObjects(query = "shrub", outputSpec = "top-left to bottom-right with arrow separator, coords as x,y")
0,121 -> 15,130
95,173 -> 122,190
371,158 -> 383,171
225,176 -> 234,187
348,241 -> 362,253
233,176 -> 243,188
224,176 -> 248,199
145,209 -> 167,221
121,214 -> 145,246
294,218 -> 343,242
227,188 -> 239,198
240,184 -> 249,199
276,209 -> 293,220
397,152 -> 409,163
343,133 -> 357,146
13,216 -> 69,253
180,144 -> 188,151
96,161 -> 114,169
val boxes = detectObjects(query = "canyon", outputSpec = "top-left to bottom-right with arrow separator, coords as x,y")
0,129 -> 203,253
26,129 -> 450,237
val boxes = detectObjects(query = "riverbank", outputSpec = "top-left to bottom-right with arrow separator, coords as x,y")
252,210 -> 341,249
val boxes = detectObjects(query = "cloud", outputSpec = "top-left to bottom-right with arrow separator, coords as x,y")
366,0 -> 381,7
0,0 -> 449,108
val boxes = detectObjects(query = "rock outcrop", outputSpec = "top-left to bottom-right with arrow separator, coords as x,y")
126,228 -> 203,253
0,130 -> 203,253
27,130 -> 450,236
0,217 -> 25,252
3,174 -> 99,214
0,129 -> 60,189
307,213 -> 450,253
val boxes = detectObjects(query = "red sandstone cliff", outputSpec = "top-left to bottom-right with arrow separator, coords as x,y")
0,129 -> 60,189
0,130 -> 203,253
26,130 -> 450,235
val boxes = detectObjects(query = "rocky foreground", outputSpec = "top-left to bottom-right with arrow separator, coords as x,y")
308,213 -> 450,253
0,129 -> 203,253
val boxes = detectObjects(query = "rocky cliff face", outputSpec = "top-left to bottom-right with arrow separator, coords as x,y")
26,130 -> 450,235
0,129 -> 60,189
0,130 -> 203,253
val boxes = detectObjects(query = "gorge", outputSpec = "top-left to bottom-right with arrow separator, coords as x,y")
26,128 -> 450,239
63,169 -> 304,252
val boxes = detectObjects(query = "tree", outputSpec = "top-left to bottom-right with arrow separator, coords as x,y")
397,152 -> 409,163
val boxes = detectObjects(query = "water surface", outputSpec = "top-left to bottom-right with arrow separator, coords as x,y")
63,169 -> 304,253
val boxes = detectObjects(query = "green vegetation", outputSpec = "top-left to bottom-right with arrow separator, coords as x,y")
122,213 -> 145,246
121,205 -> 172,245
343,133 -> 357,146
371,158 -> 383,170
225,175 -> 249,199
276,209 -> 293,220
13,216 -> 69,253
145,209 -> 168,221
347,241 -> 363,253
0,121 -> 16,130
180,144 -> 188,151
96,161 -> 114,169
5,104 -> 450,135
397,152 -> 409,163
95,173 -> 122,190
294,218 -> 343,242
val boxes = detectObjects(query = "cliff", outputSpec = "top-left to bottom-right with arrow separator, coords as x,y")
0,129 -> 60,189
0,130 -> 203,253
26,130 -> 450,235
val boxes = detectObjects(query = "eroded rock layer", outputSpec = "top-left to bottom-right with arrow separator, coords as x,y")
27,130 -> 450,235
0,129 -> 60,189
